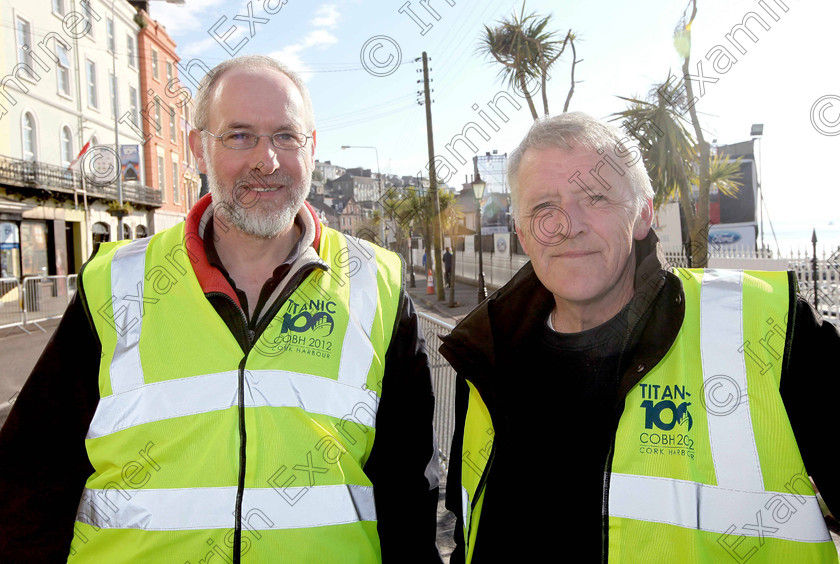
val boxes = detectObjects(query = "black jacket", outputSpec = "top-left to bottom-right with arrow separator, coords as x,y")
440,231 -> 838,562
0,199 -> 442,563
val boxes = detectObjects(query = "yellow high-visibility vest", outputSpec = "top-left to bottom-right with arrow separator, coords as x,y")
459,269 -> 838,563
72,223 -> 403,563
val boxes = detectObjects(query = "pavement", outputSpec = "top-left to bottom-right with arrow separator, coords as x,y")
0,318 -> 60,430
405,266 -> 494,327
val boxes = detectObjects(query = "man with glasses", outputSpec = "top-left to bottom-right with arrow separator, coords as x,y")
0,55 -> 442,563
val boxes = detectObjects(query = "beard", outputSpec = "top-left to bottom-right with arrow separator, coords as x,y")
205,160 -> 310,239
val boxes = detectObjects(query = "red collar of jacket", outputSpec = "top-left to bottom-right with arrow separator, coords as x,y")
183,193 -> 322,304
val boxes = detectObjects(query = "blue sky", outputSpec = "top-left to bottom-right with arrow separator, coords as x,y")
151,0 -> 840,251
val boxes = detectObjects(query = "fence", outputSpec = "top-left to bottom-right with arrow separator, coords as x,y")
0,274 -> 78,334
417,311 -> 457,475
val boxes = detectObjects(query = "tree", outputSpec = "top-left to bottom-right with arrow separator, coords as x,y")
614,75 -> 742,267
380,185 -> 456,281
478,1 -> 578,119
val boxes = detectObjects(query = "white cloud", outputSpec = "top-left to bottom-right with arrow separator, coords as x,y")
151,0 -> 227,34
268,46 -> 311,78
304,29 -> 338,49
311,4 -> 341,28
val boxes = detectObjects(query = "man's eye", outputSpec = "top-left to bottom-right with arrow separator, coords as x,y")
228,132 -> 252,141
274,133 -> 294,141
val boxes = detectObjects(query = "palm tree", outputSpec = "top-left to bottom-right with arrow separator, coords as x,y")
478,1 -> 575,119
613,76 -> 742,267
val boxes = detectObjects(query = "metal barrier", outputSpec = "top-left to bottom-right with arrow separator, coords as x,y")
19,275 -> 75,331
418,311 -> 457,474
0,278 -> 24,330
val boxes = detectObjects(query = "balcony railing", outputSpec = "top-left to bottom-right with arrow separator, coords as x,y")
0,154 -> 161,207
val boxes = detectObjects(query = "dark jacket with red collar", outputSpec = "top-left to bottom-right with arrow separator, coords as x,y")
0,196 -> 443,563
440,231 -> 839,562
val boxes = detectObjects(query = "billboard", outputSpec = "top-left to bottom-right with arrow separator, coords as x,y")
708,222 -> 757,253
120,145 -> 141,183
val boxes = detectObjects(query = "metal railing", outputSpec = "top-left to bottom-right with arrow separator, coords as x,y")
0,274 -> 78,334
418,311 -> 457,474
0,154 -> 162,207
0,278 -> 24,330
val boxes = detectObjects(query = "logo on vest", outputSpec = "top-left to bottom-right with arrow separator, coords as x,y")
254,298 -> 338,359
282,298 -> 336,337
638,384 -> 695,459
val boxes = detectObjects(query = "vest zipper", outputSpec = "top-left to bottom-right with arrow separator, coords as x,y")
600,280 -> 666,563
208,260 -> 326,562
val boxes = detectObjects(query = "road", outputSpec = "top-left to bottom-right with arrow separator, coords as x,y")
0,320 -> 59,429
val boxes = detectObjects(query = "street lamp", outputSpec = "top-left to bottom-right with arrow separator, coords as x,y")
472,173 -> 487,303
408,219 -> 416,288
750,124 -> 764,255
341,145 -> 385,245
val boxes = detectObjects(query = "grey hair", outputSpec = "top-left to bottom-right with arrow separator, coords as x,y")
507,112 -> 653,223
192,55 -> 314,132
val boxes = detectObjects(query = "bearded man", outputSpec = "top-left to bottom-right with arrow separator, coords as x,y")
0,55 -> 442,564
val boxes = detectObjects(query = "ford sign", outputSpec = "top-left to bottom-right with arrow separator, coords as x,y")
709,231 -> 741,245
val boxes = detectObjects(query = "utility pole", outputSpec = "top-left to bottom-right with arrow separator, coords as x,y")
421,52 -> 445,300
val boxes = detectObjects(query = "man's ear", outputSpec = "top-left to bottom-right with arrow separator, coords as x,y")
309,129 -> 317,163
634,198 -> 653,241
189,129 -> 206,174
514,220 -> 530,256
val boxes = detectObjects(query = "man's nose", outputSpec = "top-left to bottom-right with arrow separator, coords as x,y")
561,199 -> 589,239
251,136 -> 280,175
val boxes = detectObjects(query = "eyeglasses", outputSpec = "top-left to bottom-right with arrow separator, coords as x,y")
200,130 -> 312,150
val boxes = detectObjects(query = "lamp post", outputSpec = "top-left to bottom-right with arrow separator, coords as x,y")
750,124 -> 764,255
408,219 -> 416,288
341,145 -> 385,245
472,173 -> 487,303
112,0 -> 125,240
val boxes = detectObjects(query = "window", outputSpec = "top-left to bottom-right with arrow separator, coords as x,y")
123,224 -> 132,240
135,225 -> 148,238
166,61 -> 173,83
92,222 -> 110,245
169,106 -> 177,142
86,60 -> 98,109
80,3 -> 95,39
56,44 -> 72,96
106,18 -> 115,53
129,86 -> 139,126
171,158 -> 180,203
22,112 -> 37,161
60,126 -> 74,167
157,154 -> 166,199
152,50 -> 159,79
127,34 -> 137,68
16,17 -> 36,80
109,73 -> 117,119
52,0 -> 66,16
154,98 -> 162,135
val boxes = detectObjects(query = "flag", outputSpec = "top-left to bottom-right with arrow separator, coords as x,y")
68,137 -> 93,171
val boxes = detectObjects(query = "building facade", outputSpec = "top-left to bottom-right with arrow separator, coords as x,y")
136,8 -> 198,233
1,0 -> 159,280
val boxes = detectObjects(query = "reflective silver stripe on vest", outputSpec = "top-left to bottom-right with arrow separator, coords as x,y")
76,484 -> 376,531
609,473 -> 830,543
461,485 -> 471,535
609,269 -> 830,543
700,269 -> 763,491
110,237 -> 153,394
338,237 -> 378,389
87,369 -> 379,439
